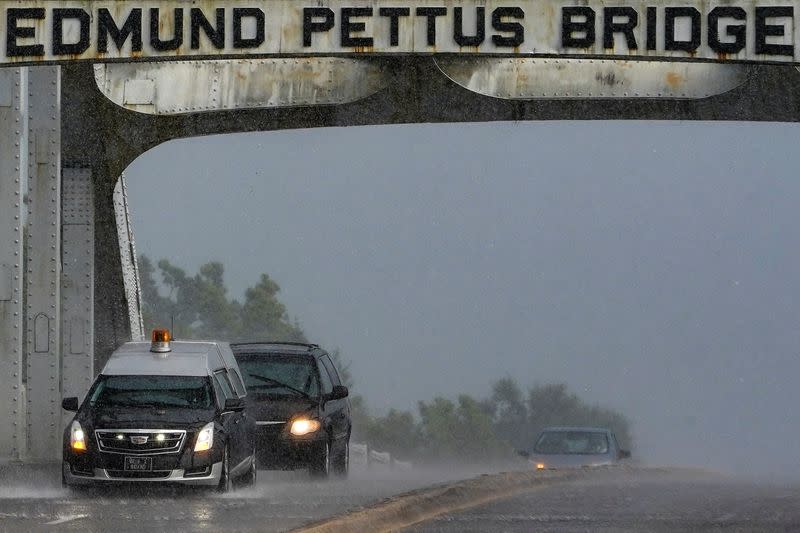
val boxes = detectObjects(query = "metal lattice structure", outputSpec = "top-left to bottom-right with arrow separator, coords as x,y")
2,0 -> 800,461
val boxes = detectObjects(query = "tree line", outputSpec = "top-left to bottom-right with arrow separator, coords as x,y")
139,256 -> 631,462
139,255 -> 307,342
353,378 -> 631,462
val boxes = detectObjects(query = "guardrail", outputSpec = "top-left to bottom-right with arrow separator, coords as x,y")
349,442 -> 412,470
349,443 -> 369,467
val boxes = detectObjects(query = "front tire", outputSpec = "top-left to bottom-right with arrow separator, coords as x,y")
240,450 -> 257,487
309,440 -> 330,479
61,462 -> 70,489
332,440 -> 349,478
216,446 -> 232,493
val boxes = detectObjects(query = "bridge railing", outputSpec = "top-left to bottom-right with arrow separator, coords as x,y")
350,442 -> 413,471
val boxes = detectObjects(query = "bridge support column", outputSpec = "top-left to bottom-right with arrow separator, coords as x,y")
25,66 -> 62,462
61,168 -> 94,416
0,67 -> 28,462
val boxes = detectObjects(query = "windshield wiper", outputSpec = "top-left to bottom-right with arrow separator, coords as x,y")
247,374 -> 310,399
101,400 -> 178,408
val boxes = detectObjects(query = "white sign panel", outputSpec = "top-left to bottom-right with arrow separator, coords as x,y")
0,0 -> 797,65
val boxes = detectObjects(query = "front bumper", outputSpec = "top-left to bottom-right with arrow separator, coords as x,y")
255,427 -> 324,469
63,427 -> 225,486
62,461 -> 222,486
531,460 -> 614,469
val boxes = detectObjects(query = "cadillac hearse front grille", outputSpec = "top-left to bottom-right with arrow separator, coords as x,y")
105,470 -> 172,479
95,430 -> 186,454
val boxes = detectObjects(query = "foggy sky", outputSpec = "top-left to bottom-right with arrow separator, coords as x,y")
125,121 -> 800,478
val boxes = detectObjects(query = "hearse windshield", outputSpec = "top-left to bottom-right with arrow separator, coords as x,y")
88,375 -> 214,409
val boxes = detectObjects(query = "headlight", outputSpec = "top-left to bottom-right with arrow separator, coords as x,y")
536,463 -> 546,470
194,422 -> 214,452
290,418 -> 321,436
70,421 -> 87,452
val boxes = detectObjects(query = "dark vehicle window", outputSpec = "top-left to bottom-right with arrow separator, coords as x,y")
318,360 -> 333,394
320,355 -> 341,386
237,354 -> 320,397
211,375 -> 226,408
214,371 -> 235,400
534,431 -> 609,455
89,375 -> 213,409
228,369 -> 246,397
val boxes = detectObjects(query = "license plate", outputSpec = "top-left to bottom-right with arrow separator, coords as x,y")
124,456 -> 152,471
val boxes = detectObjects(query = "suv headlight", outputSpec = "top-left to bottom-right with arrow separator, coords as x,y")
194,422 -> 214,452
290,418 -> 321,436
70,421 -> 87,452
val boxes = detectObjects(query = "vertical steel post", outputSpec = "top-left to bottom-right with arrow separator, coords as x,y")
61,168 -> 94,412
113,175 -> 144,342
0,67 -> 28,462
25,66 -> 61,461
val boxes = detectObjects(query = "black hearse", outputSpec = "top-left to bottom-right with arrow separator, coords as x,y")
61,330 -> 256,492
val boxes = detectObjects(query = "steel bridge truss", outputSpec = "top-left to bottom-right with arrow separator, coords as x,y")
3,47 -> 800,461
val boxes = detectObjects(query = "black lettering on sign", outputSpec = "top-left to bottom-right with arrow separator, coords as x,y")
755,6 -> 794,56
646,7 -> 656,50
233,8 -> 265,48
562,7 -> 595,48
52,8 -> 90,55
454,7 -> 485,47
708,6 -> 746,54
379,7 -> 410,46
341,7 -> 373,47
98,8 -> 142,53
150,8 -> 183,51
6,8 -> 45,57
664,7 -> 700,52
303,7 -> 335,46
603,7 -> 637,50
491,7 -> 524,48
191,8 -> 224,49
416,7 -> 447,46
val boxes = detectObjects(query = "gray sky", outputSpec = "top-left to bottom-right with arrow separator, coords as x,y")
125,121 -> 800,477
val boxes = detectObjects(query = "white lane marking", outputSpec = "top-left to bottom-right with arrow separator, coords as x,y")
44,514 -> 88,525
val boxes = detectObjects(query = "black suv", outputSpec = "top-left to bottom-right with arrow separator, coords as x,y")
231,342 -> 351,477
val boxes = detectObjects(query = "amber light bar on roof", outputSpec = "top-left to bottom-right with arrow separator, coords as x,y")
151,328 -> 171,353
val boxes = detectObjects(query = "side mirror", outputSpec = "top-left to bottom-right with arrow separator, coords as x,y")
618,449 -> 631,459
223,397 -> 245,412
328,385 -> 349,401
516,449 -> 530,458
61,397 -> 79,412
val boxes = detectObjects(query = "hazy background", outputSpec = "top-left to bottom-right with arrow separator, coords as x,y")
125,121 -> 800,478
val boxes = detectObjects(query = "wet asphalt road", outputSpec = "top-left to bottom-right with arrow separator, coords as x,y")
3,466 -> 800,532
403,469 -> 800,533
0,465 -> 498,533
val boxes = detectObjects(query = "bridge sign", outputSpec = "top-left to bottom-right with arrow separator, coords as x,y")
0,0 -> 797,66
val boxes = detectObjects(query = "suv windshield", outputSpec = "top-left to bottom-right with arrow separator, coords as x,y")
534,431 -> 609,455
89,375 -> 214,409
236,354 -> 319,398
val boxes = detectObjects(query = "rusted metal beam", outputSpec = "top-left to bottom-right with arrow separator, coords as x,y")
61,58 -> 800,182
